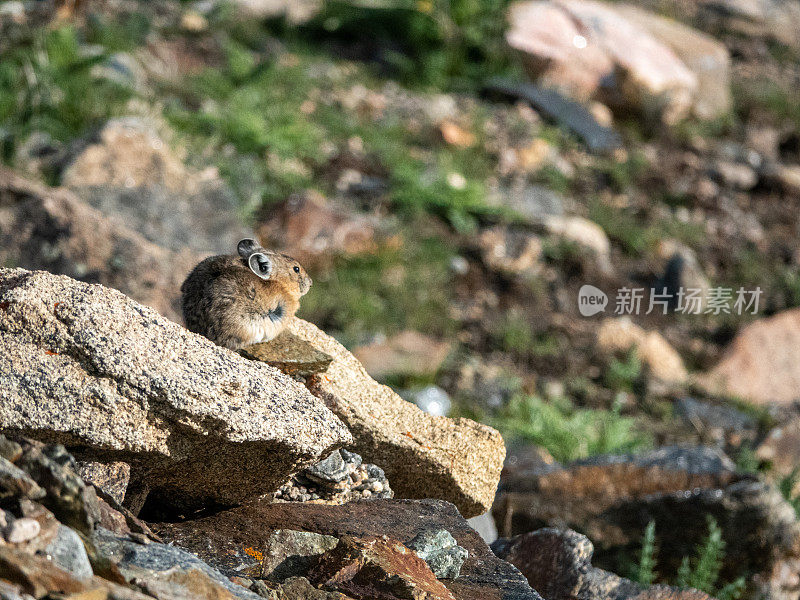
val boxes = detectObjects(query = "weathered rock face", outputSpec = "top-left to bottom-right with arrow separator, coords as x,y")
61,118 -> 250,256
0,168 -> 196,323
154,499 -> 542,600
0,269 -> 351,514
701,308 -> 800,405
288,318 -> 505,518
308,535 -> 456,600
493,528 -> 713,600
492,446 -> 800,592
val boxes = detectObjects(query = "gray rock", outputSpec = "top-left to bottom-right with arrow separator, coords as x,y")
303,450 -> 358,485
262,530 -> 340,582
61,118 -> 250,256
0,269 -> 351,514
576,445 -> 737,474
93,527 -> 263,600
400,386 -> 452,417
14,441 -> 101,535
45,525 -> 93,580
407,528 -> 468,579
507,184 -> 565,222
674,397 -> 757,435
467,512 -> 498,545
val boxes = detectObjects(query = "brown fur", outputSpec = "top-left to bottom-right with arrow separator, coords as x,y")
181,242 -> 311,350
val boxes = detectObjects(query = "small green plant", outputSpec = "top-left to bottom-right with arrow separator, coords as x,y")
631,517 -> 745,600
491,394 -> 651,461
778,468 -> 800,517
604,349 -> 642,392
0,26 -> 133,165
633,520 -> 658,586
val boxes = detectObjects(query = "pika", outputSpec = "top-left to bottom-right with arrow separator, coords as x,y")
181,238 -> 312,350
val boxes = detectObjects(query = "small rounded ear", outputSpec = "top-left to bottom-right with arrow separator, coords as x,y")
248,252 -> 273,280
237,238 -> 259,258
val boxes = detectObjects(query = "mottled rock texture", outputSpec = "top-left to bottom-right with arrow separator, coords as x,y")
155,499 -> 542,600
289,318 -> 505,518
0,269 -> 351,513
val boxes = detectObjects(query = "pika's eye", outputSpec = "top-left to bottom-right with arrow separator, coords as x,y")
293,266 -> 300,273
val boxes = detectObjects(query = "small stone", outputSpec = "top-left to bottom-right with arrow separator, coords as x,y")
407,529 -> 468,579
370,482 -> 383,494
45,525 -> 93,579
4,518 -> 41,544
0,437 -> 22,463
241,331 -> 334,377
262,530 -> 340,582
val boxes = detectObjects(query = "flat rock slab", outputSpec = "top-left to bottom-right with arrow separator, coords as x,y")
0,269 -> 351,512
289,318 -> 505,519
241,331 -> 333,377
154,498 -> 542,600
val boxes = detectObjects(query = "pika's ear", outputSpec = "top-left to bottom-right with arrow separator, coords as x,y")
237,238 -> 259,258
248,252 -> 273,280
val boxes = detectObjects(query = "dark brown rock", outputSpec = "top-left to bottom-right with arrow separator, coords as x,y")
492,528 -> 712,600
308,535 -> 455,600
493,447 -> 800,593
154,499 -> 542,600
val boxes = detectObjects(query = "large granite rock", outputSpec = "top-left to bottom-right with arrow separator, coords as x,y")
493,446 -> 800,596
493,528 -> 713,600
701,308 -> 800,405
0,168 -> 196,323
288,318 -> 505,518
0,269 -> 351,513
61,118 -> 250,256
154,499 -> 542,600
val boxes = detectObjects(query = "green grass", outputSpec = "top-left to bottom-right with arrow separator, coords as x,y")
491,394 -> 652,462
298,233 -> 457,347
290,0 -> 518,91
632,518 -> 746,600
162,35 -> 506,229
0,26 -> 134,166
603,348 -> 642,393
